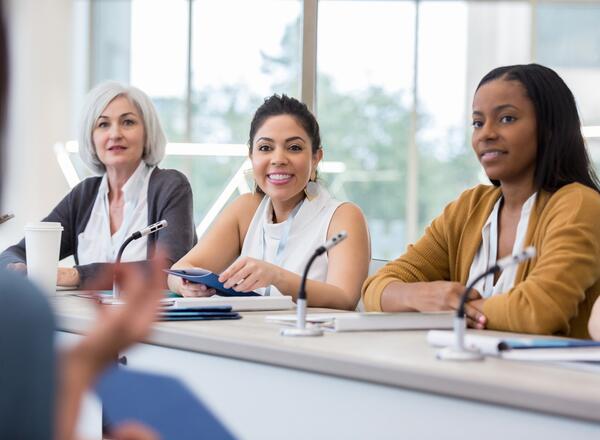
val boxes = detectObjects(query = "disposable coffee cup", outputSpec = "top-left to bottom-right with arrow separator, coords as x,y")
24,221 -> 63,294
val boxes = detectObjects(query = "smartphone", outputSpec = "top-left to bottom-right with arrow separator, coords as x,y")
0,213 -> 14,224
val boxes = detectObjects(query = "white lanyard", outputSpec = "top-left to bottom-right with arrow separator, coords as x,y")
261,200 -> 304,296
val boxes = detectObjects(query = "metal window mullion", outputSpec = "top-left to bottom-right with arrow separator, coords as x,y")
301,0 -> 318,113
185,0 -> 193,142
87,0 -> 94,90
406,0 -> 420,245
530,0 -> 538,62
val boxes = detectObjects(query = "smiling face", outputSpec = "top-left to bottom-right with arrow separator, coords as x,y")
92,95 -> 145,174
251,114 -> 322,208
472,79 -> 538,187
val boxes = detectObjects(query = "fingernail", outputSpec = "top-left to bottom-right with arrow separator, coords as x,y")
479,316 -> 486,323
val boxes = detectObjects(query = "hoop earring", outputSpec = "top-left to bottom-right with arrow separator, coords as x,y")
304,180 -> 318,201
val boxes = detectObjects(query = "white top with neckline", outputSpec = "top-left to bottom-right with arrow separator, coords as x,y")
466,192 -> 537,298
77,161 -> 154,264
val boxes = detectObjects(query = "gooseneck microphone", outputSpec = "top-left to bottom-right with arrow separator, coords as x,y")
112,220 -> 168,298
281,231 -> 348,337
437,246 -> 536,361
115,220 -> 168,264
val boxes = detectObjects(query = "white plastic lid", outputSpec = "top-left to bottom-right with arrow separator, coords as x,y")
24,221 -> 64,231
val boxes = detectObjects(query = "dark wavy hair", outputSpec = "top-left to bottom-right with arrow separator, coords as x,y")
476,63 -> 600,193
248,94 -> 322,155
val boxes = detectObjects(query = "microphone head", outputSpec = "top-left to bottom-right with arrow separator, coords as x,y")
323,230 -> 348,251
522,246 -> 536,260
496,246 -> 536,270
139,220 -> 169,237
157,219 -> 168,229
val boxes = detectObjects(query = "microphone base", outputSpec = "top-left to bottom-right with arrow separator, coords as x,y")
280,327 -> 324,337
436,346 -> 484,361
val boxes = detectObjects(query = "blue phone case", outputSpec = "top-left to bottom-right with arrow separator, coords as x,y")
164,269 -> 261,297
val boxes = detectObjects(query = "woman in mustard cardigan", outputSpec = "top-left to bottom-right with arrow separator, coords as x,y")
363,64 -> 600,339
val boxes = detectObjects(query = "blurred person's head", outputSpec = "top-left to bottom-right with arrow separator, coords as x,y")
473,63 -> 599,193
79,81 -> 166,175
247,94 -> 323,206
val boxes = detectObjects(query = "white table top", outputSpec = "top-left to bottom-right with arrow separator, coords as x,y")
51,293 -> 600,423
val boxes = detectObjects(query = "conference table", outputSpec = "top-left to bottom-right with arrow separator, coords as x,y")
52,292 -> 600,440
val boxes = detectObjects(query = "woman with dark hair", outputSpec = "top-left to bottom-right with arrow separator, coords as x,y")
363,63 -> 600,338
169,94 -> 370,310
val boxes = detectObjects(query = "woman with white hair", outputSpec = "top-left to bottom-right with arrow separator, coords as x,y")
0,81 -> 196,288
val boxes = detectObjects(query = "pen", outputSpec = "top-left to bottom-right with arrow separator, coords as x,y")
0,213 -> 14,225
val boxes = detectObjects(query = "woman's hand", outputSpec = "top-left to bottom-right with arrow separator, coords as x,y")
57,267 -> 80,287
178,278 -> 216,298
219,256 -> 281,293
6,262 -> 26,273
407,281 -> 487,329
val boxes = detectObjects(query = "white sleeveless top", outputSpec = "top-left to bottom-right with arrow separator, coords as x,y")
240,183 -> 343,296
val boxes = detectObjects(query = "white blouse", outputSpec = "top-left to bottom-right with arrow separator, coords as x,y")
77,162 -> 154,264
240,183 -> 343,296
466,192 -> 537,298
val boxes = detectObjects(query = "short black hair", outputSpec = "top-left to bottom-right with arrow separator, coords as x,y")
248,94 -> 321,155
476,63 -> 600,193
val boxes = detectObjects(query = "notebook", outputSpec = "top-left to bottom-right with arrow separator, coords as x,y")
266,311 -> 454,332
165,268 -> 260,297
159,306 -> 241,321
96,366 -> 236,440
167,295 -> 295,312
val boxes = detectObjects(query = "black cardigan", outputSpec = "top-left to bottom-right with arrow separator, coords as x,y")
0,167 -> 197,288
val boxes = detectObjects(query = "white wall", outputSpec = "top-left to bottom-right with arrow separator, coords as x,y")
1,0 -> 74,249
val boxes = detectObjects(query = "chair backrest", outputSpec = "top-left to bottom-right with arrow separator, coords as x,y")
369,258 -> 388,276
356,258 -> 389,312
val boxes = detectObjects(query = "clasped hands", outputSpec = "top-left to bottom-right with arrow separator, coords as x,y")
413,281 -> 487,329
178,257 -> 281,298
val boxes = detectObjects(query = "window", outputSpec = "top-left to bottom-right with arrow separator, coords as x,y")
75,0 -> 600,258
316,0 -> 416,258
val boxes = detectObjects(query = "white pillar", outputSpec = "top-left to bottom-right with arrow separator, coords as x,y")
1,0 -> 73,249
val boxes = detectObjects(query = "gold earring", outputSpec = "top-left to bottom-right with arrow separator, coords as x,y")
304,178 -> 318,201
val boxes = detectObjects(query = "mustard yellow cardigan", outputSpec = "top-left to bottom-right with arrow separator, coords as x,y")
362,183 -> 600,338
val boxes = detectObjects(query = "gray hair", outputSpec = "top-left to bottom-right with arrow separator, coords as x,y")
78,81 -> 167,174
